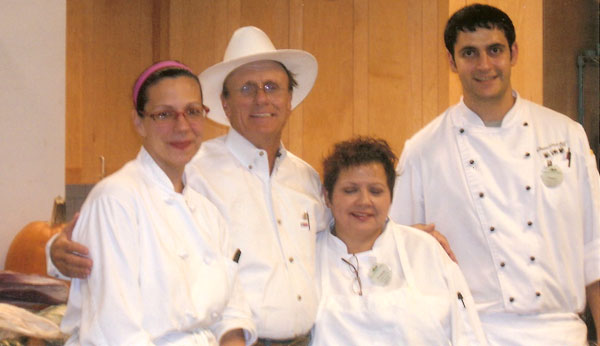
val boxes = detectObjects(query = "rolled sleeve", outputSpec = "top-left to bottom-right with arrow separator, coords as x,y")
211,225 -> 257,346
45,233 -> 71,281
210,273 -> 257,345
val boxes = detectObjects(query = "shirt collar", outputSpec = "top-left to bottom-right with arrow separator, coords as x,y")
138,146 -> 179,192
138,146 -> 195,199
326,219 -> 392,257
455,90 -> 524,129
224,128 -> 288,170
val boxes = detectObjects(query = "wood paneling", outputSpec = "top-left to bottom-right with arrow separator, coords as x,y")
368,0 -> 424,154
67,0 -> 546,182
544,0 -> 598,121
502,0 -> 543,104
288,0 -> 306,155
165,0 -> 230,141
66,0 -> 152,184
302,0 -> 355,167
352,0 -> 369,137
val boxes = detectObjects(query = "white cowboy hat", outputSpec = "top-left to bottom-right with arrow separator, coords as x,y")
199,26 -> 318,126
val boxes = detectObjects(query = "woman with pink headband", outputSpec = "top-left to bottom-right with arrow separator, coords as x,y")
61,61 -> 257,346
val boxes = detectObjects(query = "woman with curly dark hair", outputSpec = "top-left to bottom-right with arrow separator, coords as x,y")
311,137 -> 488,345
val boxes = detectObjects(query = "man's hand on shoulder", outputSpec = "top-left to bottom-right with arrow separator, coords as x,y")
411,223 -> 457,263
50,213 -> 93,278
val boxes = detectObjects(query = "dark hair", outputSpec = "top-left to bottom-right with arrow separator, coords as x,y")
444,4 -> 515,58
135,68 -> 201,116
221,61 -> 298,98
322,137 -> 398,200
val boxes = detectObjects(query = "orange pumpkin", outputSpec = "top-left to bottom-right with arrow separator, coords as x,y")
5,197 -> 66,276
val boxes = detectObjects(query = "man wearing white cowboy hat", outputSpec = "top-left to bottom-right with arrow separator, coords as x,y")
189,26 -> 329,346
47,26 -> 328,346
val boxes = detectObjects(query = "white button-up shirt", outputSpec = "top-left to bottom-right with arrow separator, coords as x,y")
61,147 -> 256,346
188,129 -> 329,339
391,93 -> 600,344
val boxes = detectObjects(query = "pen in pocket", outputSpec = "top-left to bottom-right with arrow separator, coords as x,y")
233,249 -> 241,263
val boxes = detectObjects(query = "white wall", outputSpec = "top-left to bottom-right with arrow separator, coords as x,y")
0,1 -> 65,268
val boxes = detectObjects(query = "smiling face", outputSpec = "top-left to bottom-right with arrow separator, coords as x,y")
449,27 -> 518,111
221,60 -> 292,149
133,76 -> 204,183
326,162 -> 392,252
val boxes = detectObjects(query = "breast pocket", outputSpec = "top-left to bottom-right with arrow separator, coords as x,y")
276,194 -> 322,268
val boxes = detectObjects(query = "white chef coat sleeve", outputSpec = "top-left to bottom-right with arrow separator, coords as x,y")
577,124 -> 600,285
209,215 -> 257,346
315,186 -> 332,234
45,233 -> 71,280
390,138 -> 426,225
443,253 -> 489,346
66,192 -> 154,346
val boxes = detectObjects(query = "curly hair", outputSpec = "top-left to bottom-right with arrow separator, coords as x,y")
322,137 -> 398,200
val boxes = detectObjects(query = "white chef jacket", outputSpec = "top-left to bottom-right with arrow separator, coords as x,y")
61,147 -> 257,346
187,129 -> 330,339
390,92 -> 600,345
311,221 -> 488,345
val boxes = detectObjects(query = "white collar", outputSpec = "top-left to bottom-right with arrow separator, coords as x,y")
138,146 -> 189,195
224,128 -> 288,171
326,219 -> 392,257
454,90 -> 525,129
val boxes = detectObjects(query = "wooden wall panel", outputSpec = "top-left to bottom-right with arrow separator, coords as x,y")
421,0 -> 441,126
543,0 -> 598,121
66,1 -> 84,183
165,0 -> 230,142
436,0 -> 451,117
353,0 -> 369,136
239,1 -> 289,36
447,0 -> 466,105
302,0 -> 355,169
66,0 -> 152,184
67,0 -> 546,182
499,0 -> 543,104
287,0 -> 306,155
152,0 -> 170,62
368,0 -> 423,155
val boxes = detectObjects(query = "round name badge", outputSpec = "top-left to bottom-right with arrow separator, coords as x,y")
368,263 -> 392,286
541,165 -> 563,188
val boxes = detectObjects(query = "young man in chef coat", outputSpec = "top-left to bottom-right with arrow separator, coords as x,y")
390,4 -> 600,345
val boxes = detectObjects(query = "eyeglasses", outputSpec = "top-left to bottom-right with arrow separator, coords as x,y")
341,255 -> 363,296
234,81 -> 285,99
144,105 -> 209,125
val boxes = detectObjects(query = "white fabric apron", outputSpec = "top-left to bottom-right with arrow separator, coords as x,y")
480,312 -> 587,346
311,231 -> 452,345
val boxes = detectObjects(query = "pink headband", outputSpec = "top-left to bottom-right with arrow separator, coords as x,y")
132,60 -> 193,108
